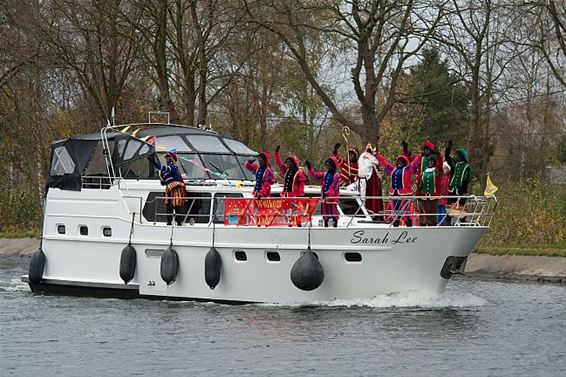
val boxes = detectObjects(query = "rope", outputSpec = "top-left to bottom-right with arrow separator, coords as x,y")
128,212 -> 135,245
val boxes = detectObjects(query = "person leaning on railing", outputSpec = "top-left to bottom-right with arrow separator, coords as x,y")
306,156 -> 340,228
148,150 -> 187,226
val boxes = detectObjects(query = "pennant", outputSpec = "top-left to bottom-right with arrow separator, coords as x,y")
120,125 -> 131,133
131,128 -> 141,137
484,174 -> 498,196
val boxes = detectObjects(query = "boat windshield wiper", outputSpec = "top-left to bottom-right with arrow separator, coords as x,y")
209,162 -> 229,179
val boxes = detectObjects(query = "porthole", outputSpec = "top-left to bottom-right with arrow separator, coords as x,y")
344,252 -> 362,263
234,251 -> 247,262
79,225 -> 88,236
57,224 -> 66,234
102,227 -> 112,237
266,251 -> 281,262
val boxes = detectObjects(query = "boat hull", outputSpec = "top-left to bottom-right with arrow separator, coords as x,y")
25,225 -> 486,304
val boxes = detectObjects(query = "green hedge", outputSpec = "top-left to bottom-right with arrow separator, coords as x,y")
482,181 -> 566,245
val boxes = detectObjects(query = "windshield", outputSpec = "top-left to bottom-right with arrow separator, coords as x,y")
200,154 -> 247,180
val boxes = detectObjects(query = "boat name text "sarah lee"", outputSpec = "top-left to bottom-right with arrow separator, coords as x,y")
350,230 -> 418,245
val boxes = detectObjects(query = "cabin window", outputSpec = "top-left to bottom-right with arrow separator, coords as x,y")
213,193 -> 244,223
222,138 -> 257,155
143,191 -> 211,224
187,135 -> 230,153
234,155 -> 257,180
344,252 -> 362,263
57,224 -> 66,234
266,251 -> 281,262
79,225 -> 88,236
155,135 -> 193,153
50,146 -> 75,175
102,227 -> 112,237
234,251 -> 247,262
200,154 -> 248,180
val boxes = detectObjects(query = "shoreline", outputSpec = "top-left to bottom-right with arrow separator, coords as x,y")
1,238 -> 566,284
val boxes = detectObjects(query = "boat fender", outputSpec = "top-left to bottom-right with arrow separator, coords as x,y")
160,246 -> 179,285
204,247 -> 222,290
29,249 -> 46,285
119,243 -> 137,284
290,247 -> 324,291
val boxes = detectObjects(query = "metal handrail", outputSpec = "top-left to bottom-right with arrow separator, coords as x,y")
81,175 -> 113,189
143,194 -> 496,228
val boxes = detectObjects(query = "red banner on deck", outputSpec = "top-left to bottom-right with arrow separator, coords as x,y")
224,197 -> 320,226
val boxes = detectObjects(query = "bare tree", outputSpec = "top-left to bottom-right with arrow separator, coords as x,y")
40,0 -> 139,122
245,0 -> 443,145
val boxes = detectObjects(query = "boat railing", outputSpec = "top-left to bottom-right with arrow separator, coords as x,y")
146,194 -> 497,228
81,175 -> 113,189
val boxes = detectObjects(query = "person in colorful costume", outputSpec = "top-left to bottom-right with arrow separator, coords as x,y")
418,155 -> 439,226
332,143 -> 359,187
361,144 -> 384,220
444,141 -> 472,205
306,156 -> 341,227
245,152 -> 275,199
437,161 -> 451,225
416,141 -> 443,190
274,146 -> 307,226
376,152 -> 422,227
149,150 -> 187,226
274,145 -> 306,197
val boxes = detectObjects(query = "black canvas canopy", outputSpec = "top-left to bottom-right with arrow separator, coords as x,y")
46,125 -> 258,191
47,132 -> 155,191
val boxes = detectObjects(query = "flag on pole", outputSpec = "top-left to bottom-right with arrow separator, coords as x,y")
484,174 -> 498,196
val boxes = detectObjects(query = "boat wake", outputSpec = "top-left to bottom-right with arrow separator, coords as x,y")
0,276 -> 30,293
265,290 -> 487,309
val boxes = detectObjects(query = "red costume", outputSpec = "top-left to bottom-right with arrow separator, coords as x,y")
244,152 -> 275,198
274,152 -> 306,197
309,155 -> 341,226
333,148 -> 359,187
363,146 -> 384,218
415,141 -> 443,196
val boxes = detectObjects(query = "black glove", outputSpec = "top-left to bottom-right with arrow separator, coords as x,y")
333,143 -> 341,152
305,160 -> 312,170
402,140 -> 408,151
248,159 -> 256,164
275,145 -> 280,153
445,140 -> 452,159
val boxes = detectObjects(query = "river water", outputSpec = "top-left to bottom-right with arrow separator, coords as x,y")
1,255 -> 565,377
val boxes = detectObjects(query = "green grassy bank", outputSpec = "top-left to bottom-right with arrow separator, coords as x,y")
1,182 -> 565,257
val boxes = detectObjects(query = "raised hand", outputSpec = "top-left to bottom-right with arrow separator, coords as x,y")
447,140 -> 453,150
275,145 -> 280,153
305,160 -> 312,170
333,143 -> 341,152
402,140 -> 408,151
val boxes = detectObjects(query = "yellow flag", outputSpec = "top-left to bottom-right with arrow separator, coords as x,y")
484,174 -> 498,196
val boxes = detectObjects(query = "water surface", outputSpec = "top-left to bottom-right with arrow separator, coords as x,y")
1,256 -> 565,376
